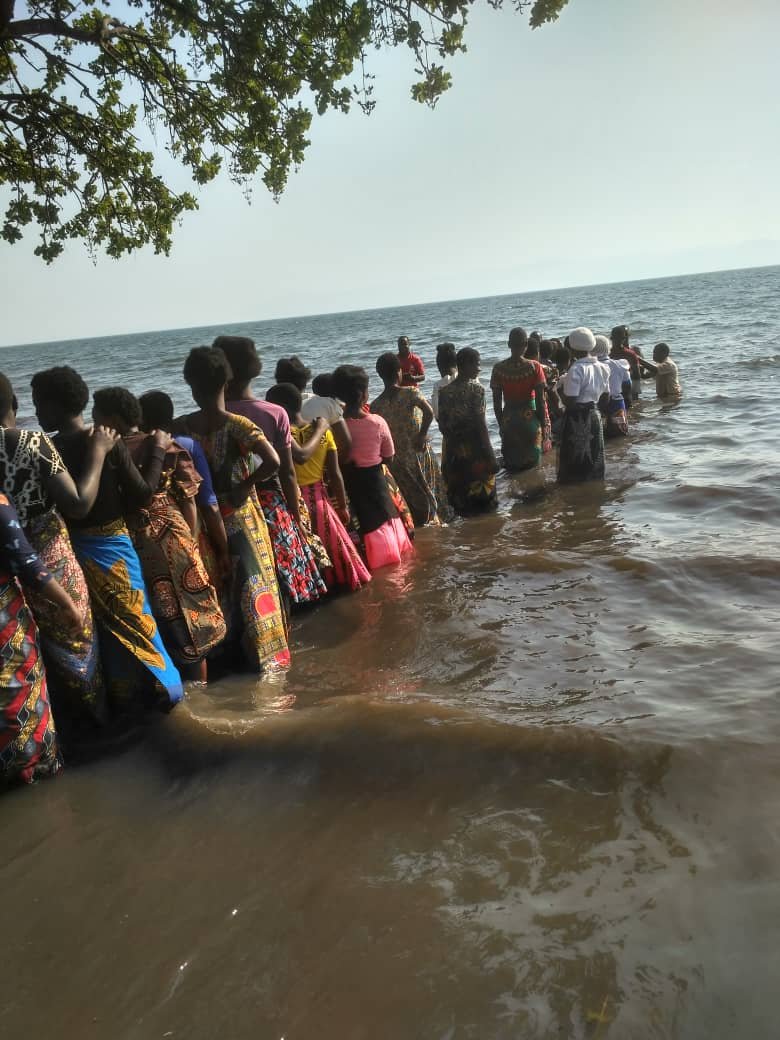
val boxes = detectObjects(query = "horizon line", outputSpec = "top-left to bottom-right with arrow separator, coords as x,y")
2,260 -> 779,351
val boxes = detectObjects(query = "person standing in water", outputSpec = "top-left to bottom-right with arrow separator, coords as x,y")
610,325 -> 644,401
438,348 -> 498,515
557,328 -> 609,483
266,382 -> 371,593
397,336 -> 426,387
636,343 -> 682,399
430,343 -> 458,421
30,366 -> 184,713
174,346 -> 290,674
592,335 -> 632,437
490,327 -> 547,472
219,336 -> 327,611
0,492 -> 82,785
332,364 -> 414,571
0,372 -> 115,734
370,352 -> 450,527
92,386 -> 226,683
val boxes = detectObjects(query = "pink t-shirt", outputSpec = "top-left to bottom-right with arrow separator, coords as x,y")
226,398 -> 291,452
346,413 -> 394,467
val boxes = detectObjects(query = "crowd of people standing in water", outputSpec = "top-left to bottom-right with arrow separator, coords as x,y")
0,323 -> 681,788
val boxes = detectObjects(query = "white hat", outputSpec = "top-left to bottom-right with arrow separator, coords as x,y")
592,335 -> 610,358
569,327 -> 596,354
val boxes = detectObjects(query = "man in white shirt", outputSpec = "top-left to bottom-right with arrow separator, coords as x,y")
558,327 -> 609,483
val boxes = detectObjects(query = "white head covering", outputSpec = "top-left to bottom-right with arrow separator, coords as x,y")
592,335 -> 610,358
568,327 -> 596,354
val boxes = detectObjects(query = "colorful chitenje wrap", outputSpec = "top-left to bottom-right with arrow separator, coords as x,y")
124,434 -> 226,667
557,403 -> 606,483
218,491 -> 291,671
0,579 -> 61,784
438,379 -> 497,516
370,389 -> 451,526
490,357 -> 546,471
604,397 -> 629,438
24,508 -> 107,728
178,413 -> 290,674
0,491 -> 61,784
381,465 -> 415,538
69,519 -> 184,710
256,478 -> 327,607
130,494 -> 226,666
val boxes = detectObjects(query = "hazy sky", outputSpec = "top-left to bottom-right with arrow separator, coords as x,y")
2,0 -> 779,346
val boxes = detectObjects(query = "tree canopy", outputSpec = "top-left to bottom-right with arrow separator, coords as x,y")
0,0 -> 569,262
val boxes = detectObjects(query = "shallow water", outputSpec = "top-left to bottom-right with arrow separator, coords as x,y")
1,265 -> 779,1037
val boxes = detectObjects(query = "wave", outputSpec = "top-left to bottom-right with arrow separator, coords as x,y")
735,354 -> 780,367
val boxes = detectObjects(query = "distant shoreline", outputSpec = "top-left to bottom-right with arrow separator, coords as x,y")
2,262 -> 778,352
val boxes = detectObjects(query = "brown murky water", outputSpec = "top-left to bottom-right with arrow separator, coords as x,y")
2,267 -> 779,1037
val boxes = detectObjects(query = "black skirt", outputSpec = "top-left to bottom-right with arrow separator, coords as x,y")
557,403 -> 605,483
342,463 -> 399,535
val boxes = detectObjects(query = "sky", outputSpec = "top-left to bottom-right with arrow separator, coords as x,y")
2,0 -> 779,346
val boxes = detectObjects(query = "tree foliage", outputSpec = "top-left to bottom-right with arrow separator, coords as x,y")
0,0 -> 569,261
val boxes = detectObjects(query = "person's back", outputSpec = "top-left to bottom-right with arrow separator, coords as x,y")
227,397 -> 290,455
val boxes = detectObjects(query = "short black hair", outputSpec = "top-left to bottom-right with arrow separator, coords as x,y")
524,340 -> 540,359
376,351 -> 401,383
93,386 -> 142,427
611,325 -> 628,346
266,382 -> 302,416
553,344 -> 571,370
183,346 -> 232,395
456,347 -> 480,369
539,339 -> 553,361
436,342 -> 457,367
508,327 -> 528,350
654,342 -> 670,360
332,364 -> 369,409
274,356 -> 311,391
311,373 -> 334,397
0,372 -> 16,417
31,365 -> 89,417
138,390 -> 174,432
397,335 -> 410,349
214,335 -> 262,385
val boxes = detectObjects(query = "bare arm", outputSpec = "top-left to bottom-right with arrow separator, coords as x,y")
491,387 -> 503,428
290,418 -> 327,464
201,502 -> 231,588
323,448 -> 350,525
278,446 -> 301,524
478,414 -> 498,474
180,496 -> 198,536
414,394 -> 434,452
230,437 -> 280,507
331,418 -> 352,463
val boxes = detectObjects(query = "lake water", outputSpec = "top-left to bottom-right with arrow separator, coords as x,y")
2,265 -> 779,1038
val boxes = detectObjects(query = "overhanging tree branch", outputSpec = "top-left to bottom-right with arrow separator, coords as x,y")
1,0 -> 571,262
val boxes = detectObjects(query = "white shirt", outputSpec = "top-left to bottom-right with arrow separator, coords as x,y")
605,356 -> 631,399
562,357 -> 609,404
431,373 -> 456,420
300,395 -> 343,425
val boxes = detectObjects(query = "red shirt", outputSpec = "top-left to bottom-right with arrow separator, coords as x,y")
398,352 -> 425,386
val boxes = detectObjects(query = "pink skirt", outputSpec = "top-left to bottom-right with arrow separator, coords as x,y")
300,482 -> 372,592
363,517 -> 414,571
